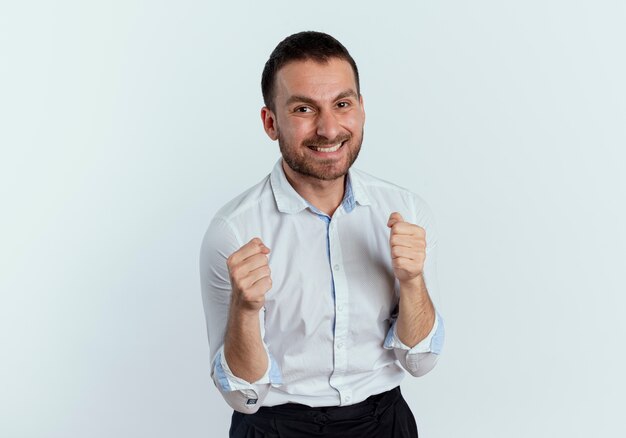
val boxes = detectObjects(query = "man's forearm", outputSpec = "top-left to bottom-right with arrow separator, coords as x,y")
396,275 -> 436,347
222,237 -> 273,384
223,308 -> 268,383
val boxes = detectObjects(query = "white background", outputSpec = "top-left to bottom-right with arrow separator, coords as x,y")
1,1 -> 625,437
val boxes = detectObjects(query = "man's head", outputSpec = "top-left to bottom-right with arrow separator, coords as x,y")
261,31 -> 360,112
261,32 -> 365,183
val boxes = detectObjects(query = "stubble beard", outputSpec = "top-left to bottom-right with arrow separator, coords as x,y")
278,129 -> 364,181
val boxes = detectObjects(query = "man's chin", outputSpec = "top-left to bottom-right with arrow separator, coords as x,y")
301,165 -> 350,181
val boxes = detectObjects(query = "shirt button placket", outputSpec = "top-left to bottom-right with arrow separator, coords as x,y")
328,219 -> 350,404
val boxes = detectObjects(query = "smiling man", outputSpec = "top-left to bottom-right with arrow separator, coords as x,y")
200,31 -> 444,438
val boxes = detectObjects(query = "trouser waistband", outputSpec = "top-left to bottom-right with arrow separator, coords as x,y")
253,387 -> 401,425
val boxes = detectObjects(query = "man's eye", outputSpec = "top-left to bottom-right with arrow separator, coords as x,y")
295,106 -> 311,113
337,101 -> 350,108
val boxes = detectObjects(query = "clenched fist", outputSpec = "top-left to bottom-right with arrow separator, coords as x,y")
387,212 -> 426,283
226,237 -> 272,314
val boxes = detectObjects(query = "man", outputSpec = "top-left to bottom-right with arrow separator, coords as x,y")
200,31 -> 444,437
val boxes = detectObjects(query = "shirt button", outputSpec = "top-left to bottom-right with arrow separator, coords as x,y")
344,396 -> 351,402
334,264 -> 340,271
337,305 -> 344,311
337,343 -> 343,349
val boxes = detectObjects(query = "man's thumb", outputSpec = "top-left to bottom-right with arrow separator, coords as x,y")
387,212 -> 404,228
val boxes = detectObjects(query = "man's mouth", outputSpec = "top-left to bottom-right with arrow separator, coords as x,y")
308,140 -> 346,153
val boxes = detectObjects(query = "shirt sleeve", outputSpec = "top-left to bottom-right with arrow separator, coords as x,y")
199,217 -> 282,413
384,311 -> 445,377
383,194 -> 446,377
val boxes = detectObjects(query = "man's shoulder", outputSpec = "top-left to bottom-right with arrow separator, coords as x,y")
351,167 -> 410,192
351,167 -> 426,203
350,167 -> 434,225
212,173 -> 274,222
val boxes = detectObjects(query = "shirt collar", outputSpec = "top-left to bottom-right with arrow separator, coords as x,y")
269,159 -> 371,215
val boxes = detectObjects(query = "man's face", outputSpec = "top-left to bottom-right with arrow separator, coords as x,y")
262,58 -> 365,182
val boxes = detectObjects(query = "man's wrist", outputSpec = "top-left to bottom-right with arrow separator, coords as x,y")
229,304 -> 263,322
229,292 -> 264,316
398,274 -> 424,294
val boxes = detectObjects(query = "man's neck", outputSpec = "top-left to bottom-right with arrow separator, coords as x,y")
282,161 -> 346,217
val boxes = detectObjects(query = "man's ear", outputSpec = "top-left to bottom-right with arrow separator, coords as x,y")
261,107 -> 278,140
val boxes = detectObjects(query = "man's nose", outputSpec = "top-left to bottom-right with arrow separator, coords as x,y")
315,109 -> 342,141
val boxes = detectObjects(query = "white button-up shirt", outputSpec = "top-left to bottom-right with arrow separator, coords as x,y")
200,159 -> 444,413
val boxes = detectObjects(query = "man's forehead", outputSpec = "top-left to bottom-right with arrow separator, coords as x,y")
274,58 -> 358,101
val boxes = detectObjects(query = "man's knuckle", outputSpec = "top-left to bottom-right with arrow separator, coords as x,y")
234,279 -> 246,292
230,265 -> 242,278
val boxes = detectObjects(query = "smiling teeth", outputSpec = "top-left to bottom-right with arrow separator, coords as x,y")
314,142 -> 342,152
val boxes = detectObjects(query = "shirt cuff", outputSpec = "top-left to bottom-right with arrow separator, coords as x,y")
384,311 -> 445,355
212,345 -> 283,393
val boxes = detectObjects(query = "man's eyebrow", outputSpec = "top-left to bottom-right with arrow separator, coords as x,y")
286,95 -> 317,106
334,90 -> 359,101
285,89 -> 359,106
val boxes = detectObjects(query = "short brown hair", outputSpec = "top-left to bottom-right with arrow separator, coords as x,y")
261,31 -> 360,111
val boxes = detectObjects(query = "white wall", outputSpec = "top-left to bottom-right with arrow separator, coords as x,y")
1,1 -> 625,437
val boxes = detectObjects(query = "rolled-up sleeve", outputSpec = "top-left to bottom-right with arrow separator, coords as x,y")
200,217 -> 282,413
384,311 -> 445,377
211,341 -> 282,412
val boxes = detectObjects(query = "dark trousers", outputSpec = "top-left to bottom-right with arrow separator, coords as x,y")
229,386 -> 418,437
